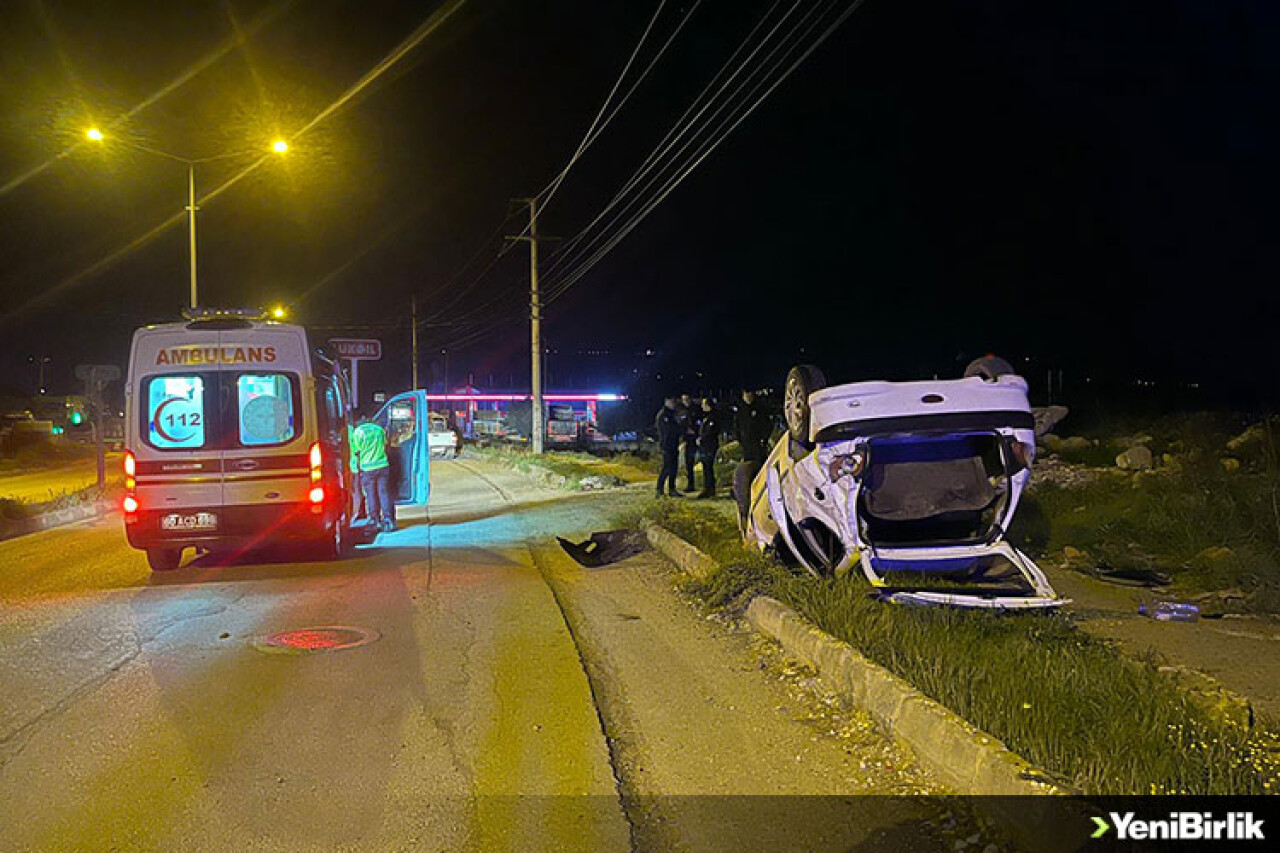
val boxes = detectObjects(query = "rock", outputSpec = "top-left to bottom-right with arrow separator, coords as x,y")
1032,405 -> 1069,437
1061,436 -> 1091,453
1115,445 -> 1154,470
1195,545 -> 1233,566
1116,434 -> 1153,449
1220,457 -> 1241,473
578,474 -> 621,491
1226,423 -> 1267,455
1062,546 -> 1089,566
1038,433 -> 1064,453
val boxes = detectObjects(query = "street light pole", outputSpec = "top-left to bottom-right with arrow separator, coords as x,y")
83,129 -> 288,311
187,162 -> 198,309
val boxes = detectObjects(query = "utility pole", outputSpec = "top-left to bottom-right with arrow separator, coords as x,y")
410,296 -> 420,391
509,198 -> 544,454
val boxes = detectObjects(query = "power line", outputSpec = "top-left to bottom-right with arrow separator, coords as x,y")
542,0 -> 795,282
544,0 -> 865,305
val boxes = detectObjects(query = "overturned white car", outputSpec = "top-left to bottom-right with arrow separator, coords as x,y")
741,357 -> 1065,610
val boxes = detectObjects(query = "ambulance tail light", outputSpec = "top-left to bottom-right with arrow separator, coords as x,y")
123,450 -> 139,520
309,486 -> 326,505
309,441 -> 323,483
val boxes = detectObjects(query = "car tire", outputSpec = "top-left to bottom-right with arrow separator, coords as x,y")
146,547 -> 183,571
963,354 -> 1016,382
784,364 -> 827,445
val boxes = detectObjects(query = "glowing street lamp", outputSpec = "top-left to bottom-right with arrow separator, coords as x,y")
83,129 -> 290,309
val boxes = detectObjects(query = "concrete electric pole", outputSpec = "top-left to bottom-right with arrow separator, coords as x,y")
411,296 -> 420,391
510,198 -> 545,454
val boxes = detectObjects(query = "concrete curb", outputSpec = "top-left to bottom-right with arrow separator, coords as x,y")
640,519 -> 718,580
745,596 -> 1070,796
640,521 -> 1070,797
0,499 -> 114,543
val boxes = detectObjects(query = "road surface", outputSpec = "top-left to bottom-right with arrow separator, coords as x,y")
0,456 -> 962,852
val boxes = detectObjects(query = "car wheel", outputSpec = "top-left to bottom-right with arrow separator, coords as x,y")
784,364 -> 826,444
146,547 -> 183,571
963,354 -> 1015,382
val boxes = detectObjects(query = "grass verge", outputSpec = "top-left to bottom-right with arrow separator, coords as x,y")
468,445 -> 653,488
630,499 -> 1280,795
1021,414 -> 1280,611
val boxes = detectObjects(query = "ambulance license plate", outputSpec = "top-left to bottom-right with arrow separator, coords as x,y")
160,511 -> 219,532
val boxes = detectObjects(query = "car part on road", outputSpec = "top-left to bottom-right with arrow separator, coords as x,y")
557,529 -> 647,568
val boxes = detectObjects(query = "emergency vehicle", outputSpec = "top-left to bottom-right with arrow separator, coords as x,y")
122,308 -> 355,571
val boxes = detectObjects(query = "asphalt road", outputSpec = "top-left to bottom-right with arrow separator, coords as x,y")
0,457 -> 963,853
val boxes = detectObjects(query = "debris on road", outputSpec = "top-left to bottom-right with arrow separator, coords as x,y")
556,529 -> 647,567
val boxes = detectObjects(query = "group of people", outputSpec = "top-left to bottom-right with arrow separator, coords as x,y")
654,390 -> 773,499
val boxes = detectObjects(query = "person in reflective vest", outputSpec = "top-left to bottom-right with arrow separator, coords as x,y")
352,413 -> 394,532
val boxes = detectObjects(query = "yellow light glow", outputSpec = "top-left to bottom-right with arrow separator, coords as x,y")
86,128 -> 104,141
271,305 -> 287,319
271,140 -> 288,153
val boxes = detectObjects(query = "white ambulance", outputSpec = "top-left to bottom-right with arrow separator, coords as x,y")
122,309 -> 355,571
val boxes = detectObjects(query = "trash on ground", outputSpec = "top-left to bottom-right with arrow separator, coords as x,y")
557,529 -> 647,567
1138,601 -> 1200,622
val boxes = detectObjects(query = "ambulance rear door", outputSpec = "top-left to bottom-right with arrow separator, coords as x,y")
134,330 -> 224,514
220,327 -> 312,511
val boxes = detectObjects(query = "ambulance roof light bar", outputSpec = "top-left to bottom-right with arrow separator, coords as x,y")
181,307 -> 274,322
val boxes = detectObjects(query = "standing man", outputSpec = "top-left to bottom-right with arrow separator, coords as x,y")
696,397 -> 722,498
678,392 -> 701,493
654,397 -> 682,498
352,412 -> 395,533
733,388 -> 773,520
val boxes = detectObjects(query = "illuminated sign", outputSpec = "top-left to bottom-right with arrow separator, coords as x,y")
331,339 -> 382,360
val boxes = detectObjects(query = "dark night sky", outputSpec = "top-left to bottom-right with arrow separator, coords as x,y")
1,1 -> 1276,407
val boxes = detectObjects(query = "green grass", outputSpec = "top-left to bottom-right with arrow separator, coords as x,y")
0,482 -> 110,523
1025,414 -> 1280,609
469,445 -> 651,489
634,499 -> 1280,795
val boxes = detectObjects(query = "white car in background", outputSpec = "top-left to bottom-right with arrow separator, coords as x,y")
742,356 -> 1064,610
427,413 -> 460,459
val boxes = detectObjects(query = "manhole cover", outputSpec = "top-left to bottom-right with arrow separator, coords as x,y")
254,626 -> 380,654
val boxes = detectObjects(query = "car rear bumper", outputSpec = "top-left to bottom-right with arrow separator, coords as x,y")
124,501 -> 334,550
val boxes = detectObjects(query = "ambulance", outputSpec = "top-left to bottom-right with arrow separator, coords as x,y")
122,308 -> 355,571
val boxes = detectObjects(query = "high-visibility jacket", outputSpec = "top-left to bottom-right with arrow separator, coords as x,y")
351,422 -> 389,472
